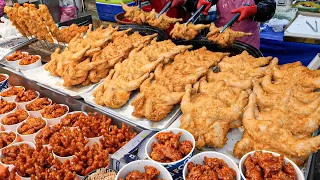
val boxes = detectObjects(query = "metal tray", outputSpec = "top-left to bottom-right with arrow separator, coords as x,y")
81,84 -> 181,131
0,66 -> 143,134
173,38 -> 263,58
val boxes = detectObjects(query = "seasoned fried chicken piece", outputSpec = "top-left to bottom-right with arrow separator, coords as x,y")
170,23 -> 210,40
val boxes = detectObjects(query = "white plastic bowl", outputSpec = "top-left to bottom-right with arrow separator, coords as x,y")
87,135 -> 103,148
14,91 -> 40,110
145,128 -> 195,179
18,55 -> 42,71
239,150 -> 304,180
26,98 -> 52,118
116,160 -> 173,180
16,117 -> 47,143
5,51 -> 28,69
16,172 -> 31,180
0,102 -> 18,120
183,151 -> 241,180
52,151 -> 75,163
0,141 -> 35,171
77,174 -> 85,180
0,86 -> 25,101
0,110 -> 30,133
0,130 -> 18,151
41,104 -> 69,126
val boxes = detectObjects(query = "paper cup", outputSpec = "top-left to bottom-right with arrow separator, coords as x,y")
0,102 -> 17,120
87,135 -> 103,148
16,118 -> 47,143
116,160 -> 172,180
0,74 -> 9,92
15,91 -> 40,110
26,98 -> 52,118
77,174 -> 85,180
18,55 -> 42,71
0,86 -> 25,101
183,151 -> 240,180
16,172 -> 31,180
52,151 -> 75,163
41,104 -> 69,126
145,128 -> 195,179
0,110 -> 29,133
5,52 -> 28,69
0,141 -> 35,171
0,131 -> 18,151
239,150 -> 304,180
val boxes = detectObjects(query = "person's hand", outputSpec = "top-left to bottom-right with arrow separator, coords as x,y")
231,5 -> 257,21
166,0 -> 186,8
197,0 -> 212,15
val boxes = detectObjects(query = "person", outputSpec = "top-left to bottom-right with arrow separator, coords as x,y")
0,0 -> 5,17
168,0 -> 276,49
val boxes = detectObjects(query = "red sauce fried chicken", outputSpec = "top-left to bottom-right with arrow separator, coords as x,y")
70,143 -> 110,176
46,159 -> 76,180
0,132 -> 16,149
0,167 -> 16,180
100,122 -> 137,154
60,112 -> 87,127
19,55 -> 40,65
18,117 -> 46,135
2,109 -> 28,125
41,104 -> 68,119
186,156 -> 237,180
26,97 -> 51,111
0,74 -> 6,82
49,128 -> 88,157
35,125 -> 61,147
244,151 -> 297,180
119,166 -> 163,180
150,131 -> 193,163
15,90 -> 38,102
5,51 -> 28,61
1,86 -> 24,97
1,143 -> 35,164
0,100 -> 16,115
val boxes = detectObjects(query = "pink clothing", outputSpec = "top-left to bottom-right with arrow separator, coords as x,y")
0,0 -> 5,17
216,0 -> 260,49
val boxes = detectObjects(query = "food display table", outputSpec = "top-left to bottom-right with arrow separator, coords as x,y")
260,26 -> 320,66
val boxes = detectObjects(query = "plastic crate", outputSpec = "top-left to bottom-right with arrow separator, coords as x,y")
96,1 -> 135,22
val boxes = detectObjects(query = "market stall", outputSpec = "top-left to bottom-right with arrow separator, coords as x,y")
0,1 -> 319,180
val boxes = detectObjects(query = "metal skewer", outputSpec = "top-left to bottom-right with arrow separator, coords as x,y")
137,0 -> 142,10
185,5 -> 205,26
156,1 -> 172,19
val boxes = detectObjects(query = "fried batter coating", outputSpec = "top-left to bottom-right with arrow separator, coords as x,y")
1,143 -> 34,165
60,112 -> 87,127
170,23 -> 210,40
0,75 -> 6,82
244,151 -> 296,180
47,159 -> 76,180
0,100 -> 16,115
0,167 -> 16,180
0,132 -> 16,149
49,128 -> 88,157
18,117 -> 46,135
55,24 -> 89,43
5,51 -> 28,61
150,131 -> 193,163
1,86 -> 24,97
15,90 -> 38,102
207,23 -> 252,47
25,97 -> 51,111
70,143 -> 110,176
100,122 -> 137,154
40,104 -> 68,119
35,125 -> 61,146
18,55 -> 40,65
186,156 -> 237,180
119,166 -> 163,180
2,109 -> 28,125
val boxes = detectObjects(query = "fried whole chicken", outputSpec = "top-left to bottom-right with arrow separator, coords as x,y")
121,3 -> 182,30
131,47 -> 227,121
207,23 -> 252,47
170,23 -> 210,40
93,40 -> 192,108
234,92 -> 320,166
55,24 -> 89,43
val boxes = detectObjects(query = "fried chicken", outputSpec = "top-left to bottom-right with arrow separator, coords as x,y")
206,23 -> 252,47
121,3 -> 182,30
131,47 -> 227,121
55,24 -> 89,43
234,93 -> 320,166
93,40 -> 192,108
170,23 -> 210,40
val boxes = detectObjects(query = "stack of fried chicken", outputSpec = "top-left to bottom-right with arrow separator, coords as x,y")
93,40 -> 192,108
4,3 -> 88,44
121,3 -> 182,30
131,47 -> 228,121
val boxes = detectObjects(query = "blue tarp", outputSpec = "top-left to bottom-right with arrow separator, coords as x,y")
260,26 -> 320,66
